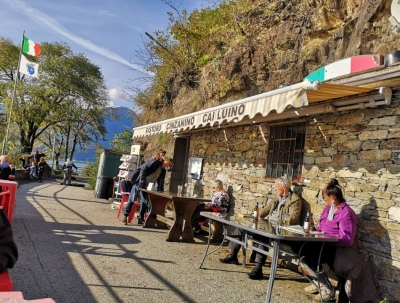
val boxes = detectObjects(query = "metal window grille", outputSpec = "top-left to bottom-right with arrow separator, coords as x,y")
266,123 -> 306,181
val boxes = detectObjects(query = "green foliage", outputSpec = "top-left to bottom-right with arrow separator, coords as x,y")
155,133 -> 171,146
110,130 -> 133,152
134,0 -> 252,123
0,38 -> 108,157
83,157 -> 100,189
198,54 -> 213,67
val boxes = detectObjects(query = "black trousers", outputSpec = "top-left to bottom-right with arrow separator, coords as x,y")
228,227 -> 270,264
227,227 -> 337,269
289,241 -> 337,270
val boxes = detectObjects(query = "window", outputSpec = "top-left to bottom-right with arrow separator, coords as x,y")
266,123 -> 306,181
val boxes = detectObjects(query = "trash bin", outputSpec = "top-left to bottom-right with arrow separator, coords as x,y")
107,179 -> 114,200
96,176 -> 110,199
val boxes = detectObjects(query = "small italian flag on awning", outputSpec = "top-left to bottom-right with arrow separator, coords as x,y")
22,36 -> 41,58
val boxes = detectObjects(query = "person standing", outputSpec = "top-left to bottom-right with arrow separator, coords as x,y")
62,158 -> 77,185
37,157 -> 47,182
153,149 -> 167,192
33,150 -> 45,178
122,156 -> 173,225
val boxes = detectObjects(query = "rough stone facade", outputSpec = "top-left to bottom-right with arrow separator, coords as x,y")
187,99 -> 400,301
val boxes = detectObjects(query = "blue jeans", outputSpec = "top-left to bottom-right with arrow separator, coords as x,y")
123,181 -> 150,220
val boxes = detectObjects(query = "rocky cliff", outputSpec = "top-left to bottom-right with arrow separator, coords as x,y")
173,0 -> 397,113
142,0 -> 399,157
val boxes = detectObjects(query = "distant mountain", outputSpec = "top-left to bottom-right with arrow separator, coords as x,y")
73,107 -> 134,162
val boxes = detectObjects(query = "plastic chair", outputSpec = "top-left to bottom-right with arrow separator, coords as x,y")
0,270 -> 13,291
0,180 -> 18,223
116,181 -> 140,223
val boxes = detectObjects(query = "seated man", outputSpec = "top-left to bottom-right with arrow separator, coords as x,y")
191,179 -> 230,234
0,210 -> 18,273
220,176 -> 302,280
0,155 -> 12,180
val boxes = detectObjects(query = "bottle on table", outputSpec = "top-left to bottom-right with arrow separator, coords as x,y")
253,202 -> 259,219
252,202 -> 259,229
310,213 -> 315,231
304,212 -> 312,233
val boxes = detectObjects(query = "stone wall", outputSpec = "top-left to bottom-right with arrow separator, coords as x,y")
187,100 -> 400,301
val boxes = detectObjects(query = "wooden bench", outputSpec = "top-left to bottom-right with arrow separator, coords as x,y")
0,270 -> 13,291
155,214 -> 174,227
200,221 -> 224,242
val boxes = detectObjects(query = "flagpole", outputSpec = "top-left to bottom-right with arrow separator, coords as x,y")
2,30 -> 25,155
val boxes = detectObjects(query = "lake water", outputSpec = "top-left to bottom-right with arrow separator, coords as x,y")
46,161 -> 91,173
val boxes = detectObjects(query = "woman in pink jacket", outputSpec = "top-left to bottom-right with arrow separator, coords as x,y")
291,179 -> 357,302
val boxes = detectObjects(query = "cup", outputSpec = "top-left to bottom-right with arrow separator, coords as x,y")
177,185 -> 183,196
147,183 -> 154,191
283,214 -> 290,226
193,193 -> 198,198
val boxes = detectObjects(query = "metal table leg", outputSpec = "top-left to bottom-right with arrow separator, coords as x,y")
265,240 -> 280,303
199,219 -> 226,269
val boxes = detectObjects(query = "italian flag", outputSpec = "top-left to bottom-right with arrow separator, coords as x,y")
22,36 -> 41,57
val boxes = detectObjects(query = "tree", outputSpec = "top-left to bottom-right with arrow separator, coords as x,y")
110,130 -> 133,152
0,38 -> 109,155
130,0 -> 250,124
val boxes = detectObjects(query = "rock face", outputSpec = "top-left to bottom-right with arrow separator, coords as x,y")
187,101 -> 400,301
176,0 -> 398,110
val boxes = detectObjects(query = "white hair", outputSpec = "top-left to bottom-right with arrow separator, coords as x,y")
213,180 -> 223,188
276,176 -> 291,188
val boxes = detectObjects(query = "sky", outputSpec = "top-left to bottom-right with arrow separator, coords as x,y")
0,0 -> 209,107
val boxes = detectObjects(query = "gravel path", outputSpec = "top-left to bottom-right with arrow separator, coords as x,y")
10,179 -> 316,303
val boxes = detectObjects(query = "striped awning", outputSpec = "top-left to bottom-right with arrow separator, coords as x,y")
132,81 -> 374,138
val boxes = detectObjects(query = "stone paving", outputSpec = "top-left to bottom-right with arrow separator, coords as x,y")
9,178 -> 316,303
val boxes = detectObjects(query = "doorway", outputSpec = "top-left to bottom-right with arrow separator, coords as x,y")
170,137 -> 189,193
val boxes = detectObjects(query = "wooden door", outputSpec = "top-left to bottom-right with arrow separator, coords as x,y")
170,137 -> 189,193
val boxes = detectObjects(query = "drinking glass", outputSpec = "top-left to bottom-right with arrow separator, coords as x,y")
177,185 -> 183,196
284,214 -> 290,226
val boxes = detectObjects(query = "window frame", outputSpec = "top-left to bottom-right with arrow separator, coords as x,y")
265,123 -> 306,182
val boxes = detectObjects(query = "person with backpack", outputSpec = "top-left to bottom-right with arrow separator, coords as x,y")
62,158 -> 77,185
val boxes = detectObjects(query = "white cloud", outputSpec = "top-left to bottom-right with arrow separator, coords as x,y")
1,0 -> 154,76
96,9 -> 115,18
108,87 -> 128,101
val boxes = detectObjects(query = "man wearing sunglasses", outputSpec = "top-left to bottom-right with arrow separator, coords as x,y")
220,176 -> 302,280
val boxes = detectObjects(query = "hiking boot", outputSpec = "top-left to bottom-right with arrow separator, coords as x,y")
313,284 -> 334,302
122,216 -> 128,225
247,265 -> 263,280
220,254 -> 239,265
304,283 -> 319,294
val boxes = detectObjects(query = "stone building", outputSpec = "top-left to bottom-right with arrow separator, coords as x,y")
133,62 -> 400,301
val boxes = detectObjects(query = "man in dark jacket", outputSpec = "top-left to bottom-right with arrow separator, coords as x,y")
0,210 -> 18,273
122,156 -> 173,225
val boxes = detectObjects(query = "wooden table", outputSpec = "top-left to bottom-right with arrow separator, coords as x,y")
199,212 -> 338,303
139,189 -> 210,242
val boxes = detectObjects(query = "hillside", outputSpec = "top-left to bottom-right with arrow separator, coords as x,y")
73,106 -> 134,161
135,0 -> 399,156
